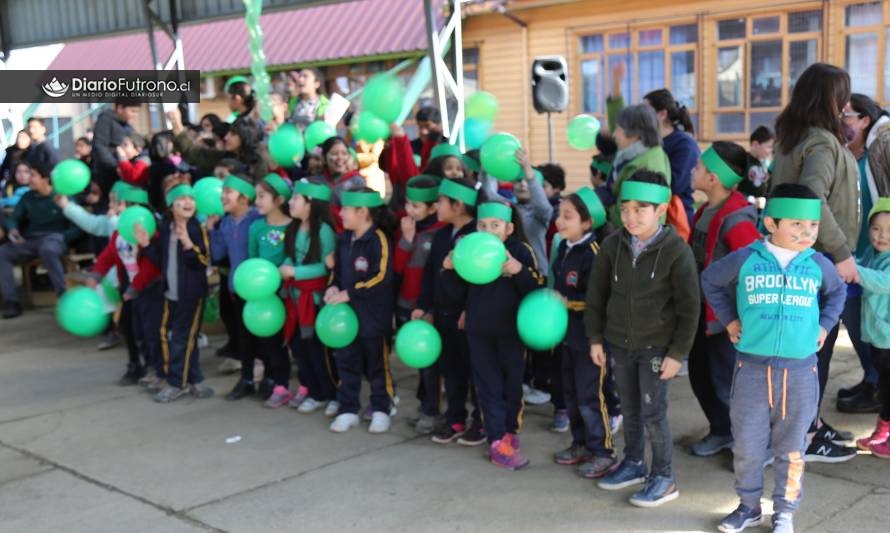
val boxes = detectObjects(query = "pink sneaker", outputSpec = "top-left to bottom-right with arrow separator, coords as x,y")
489,433 -> 530,470
287,385 -> 310,408
871,439 -> 890,459
857,417 -> 890,451
264,385 -> 294,409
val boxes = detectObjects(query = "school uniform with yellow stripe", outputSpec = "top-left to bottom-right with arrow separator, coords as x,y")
552,233 -> 614,458
328,224 -> 395,415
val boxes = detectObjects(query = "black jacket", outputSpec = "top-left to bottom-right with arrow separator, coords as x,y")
584,225 -> 700,361
454,236 -> 543,338
415,221 -> 476,317
146,217 -> 210,302
330,225 -> 394,338
25,141 -> 59,170
91,110 -> 131,194
552,233 -> 599,349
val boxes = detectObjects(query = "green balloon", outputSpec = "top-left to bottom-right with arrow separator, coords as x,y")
51,159 -> 91,195
362,73 -> 404,124
243,296 -> 285,337
395,320 -> 441,369
101,279 -> 121,306
465,91 -> 499,121
268,123 -> 305,167
118,206 -> 157,246
233,258 -> 281,300
453,232 -> 507,285
356,111 -> 391,143
316,303 -> 359,349
193,177 -> 224,216
56,287 -> 109,337
304,121 -> 336,152
567,114 -> 601,151
480,132 -> 522,181
517,289 -> 568,350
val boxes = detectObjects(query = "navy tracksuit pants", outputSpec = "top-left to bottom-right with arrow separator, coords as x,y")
467,332 -> 525,443
133,283 -> 164,375
561,342 -> 615,458
689,323 -> 737,438
335,337 -> 393,415
437,311 -> 480,426
291,333 -> 337,402
160,298 -> 205,389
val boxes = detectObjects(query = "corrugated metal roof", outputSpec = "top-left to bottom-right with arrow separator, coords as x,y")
46,0 -> 428,73
1,0 -> 333,50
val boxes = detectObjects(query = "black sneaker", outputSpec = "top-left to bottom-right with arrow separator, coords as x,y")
837,380 -> 867,400
118,364 -> 145,386
816,422 -> 853,445
836,383 -> 881,413
256,378 -> 275,400
432,423 -> 466,444
226,380 -> 255,401
457,419 -> 487,446
804,438 -> 857,463
2,301 -> 22,319
215,341 -> 235,358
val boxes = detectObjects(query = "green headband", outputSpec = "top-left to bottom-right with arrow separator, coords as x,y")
438,178 -> 478,206
118,187 -> 149,205
574,187 -> 607,229
590,159 -> 612,176
406,175 -> 440,203
765,197 -> 822,221
869,197 -> 890,223
166,184 -> 194,207
111,181 -> 134,196
262,173 -> 292,201
225,75 -> 249,91
341,190 -> 384,208
478,202 -> 512,222
430,143 -> 462,160
619,181 -> 671,204
294,179 -> 332,202
462,154 -> 480,173
223,175 -> 256,201
701,146 -> 743,188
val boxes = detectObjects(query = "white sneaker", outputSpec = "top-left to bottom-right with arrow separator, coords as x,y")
297,397 -> 324,414
610,414 -> 623,434
523,384 -> 551,405
253,360 -> 265,383
329,413 -> 359,433
217,358 -> 242,374
324,401 -> 340,417
198,333 -> 209,348
368,411 -> 391,433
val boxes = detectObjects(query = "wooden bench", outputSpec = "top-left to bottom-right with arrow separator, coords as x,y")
20,252 -> 95,307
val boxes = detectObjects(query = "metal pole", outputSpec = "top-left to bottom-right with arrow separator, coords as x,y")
547,112 -> 554,162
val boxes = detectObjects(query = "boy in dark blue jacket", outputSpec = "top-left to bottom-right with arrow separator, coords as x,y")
325,188 -> 396,434
141,180 -> 213,403
702,184 -> 846,533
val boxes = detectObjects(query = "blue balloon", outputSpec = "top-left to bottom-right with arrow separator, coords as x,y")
464,118 -> 492,150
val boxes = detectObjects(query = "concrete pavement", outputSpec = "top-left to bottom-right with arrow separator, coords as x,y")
0,308 -> 887,532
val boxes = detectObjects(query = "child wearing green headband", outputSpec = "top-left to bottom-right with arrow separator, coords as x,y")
249,174 -> 294,407
688,141 -> 761,459
444,200 -> 543,469
207,173 -> 264,400
393,175 -> 447,434
140,178 -> 214,403
325,187 -> 397,434
278,178 -> 338,415
702,183 -> 847,533
585,170 -> 700,506
853,198 -> 890,459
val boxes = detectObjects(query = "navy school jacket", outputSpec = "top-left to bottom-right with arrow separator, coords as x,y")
415,220 -> 476,318
145,217 -> 210,302
552,233 -> 599,349
446,235 -> 544,338
329,224 -> 394,338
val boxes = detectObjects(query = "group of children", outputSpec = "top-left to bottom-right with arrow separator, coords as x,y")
27,108 -> 890,533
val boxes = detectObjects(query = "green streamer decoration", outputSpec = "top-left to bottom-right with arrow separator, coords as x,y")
243,0 -> 273,122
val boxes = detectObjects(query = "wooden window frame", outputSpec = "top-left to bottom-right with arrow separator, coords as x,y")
836,0 -> 890,105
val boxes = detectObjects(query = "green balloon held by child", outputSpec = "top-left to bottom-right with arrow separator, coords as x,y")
395,320 -> 442,369
118,206 -> 157,246
362,73 -> 404,124
517,289 -> 568,350
316,303 -> 359,349
56,287 -> 109,337
304,121 -> 336,152
193,177 -> 224,216
268,123 -> 305,167
233,258 -> 281,301
453,232 -> 507,285
566,114 -> 601,151
51,159 -> 91,196
243,296 -> 286,337
480,133 -> 522,182
356,111 -> 391,143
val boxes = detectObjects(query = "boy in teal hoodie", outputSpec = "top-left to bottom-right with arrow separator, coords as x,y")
702,184 -> 846,533
854,198 -> 890,458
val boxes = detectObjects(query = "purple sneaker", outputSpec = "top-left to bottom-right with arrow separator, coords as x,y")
264,385 -> 294,409
489,433 -> 530,471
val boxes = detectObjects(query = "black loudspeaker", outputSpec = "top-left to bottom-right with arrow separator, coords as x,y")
531,55 -> 568,113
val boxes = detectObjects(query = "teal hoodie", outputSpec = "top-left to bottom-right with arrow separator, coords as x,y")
857,247 -> 890,349
701,240 -> 846,359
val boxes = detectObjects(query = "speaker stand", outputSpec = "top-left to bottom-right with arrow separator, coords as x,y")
546,112 -> 555,163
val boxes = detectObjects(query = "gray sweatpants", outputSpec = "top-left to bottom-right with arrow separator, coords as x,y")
0,233 -> 68,303
730,354 -> 818,513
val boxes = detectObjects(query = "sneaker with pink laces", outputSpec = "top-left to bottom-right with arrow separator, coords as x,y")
287,385 -> 310,408
489,433 -> 530,470
857,417 -> 890,451
264,385 -> 294,409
